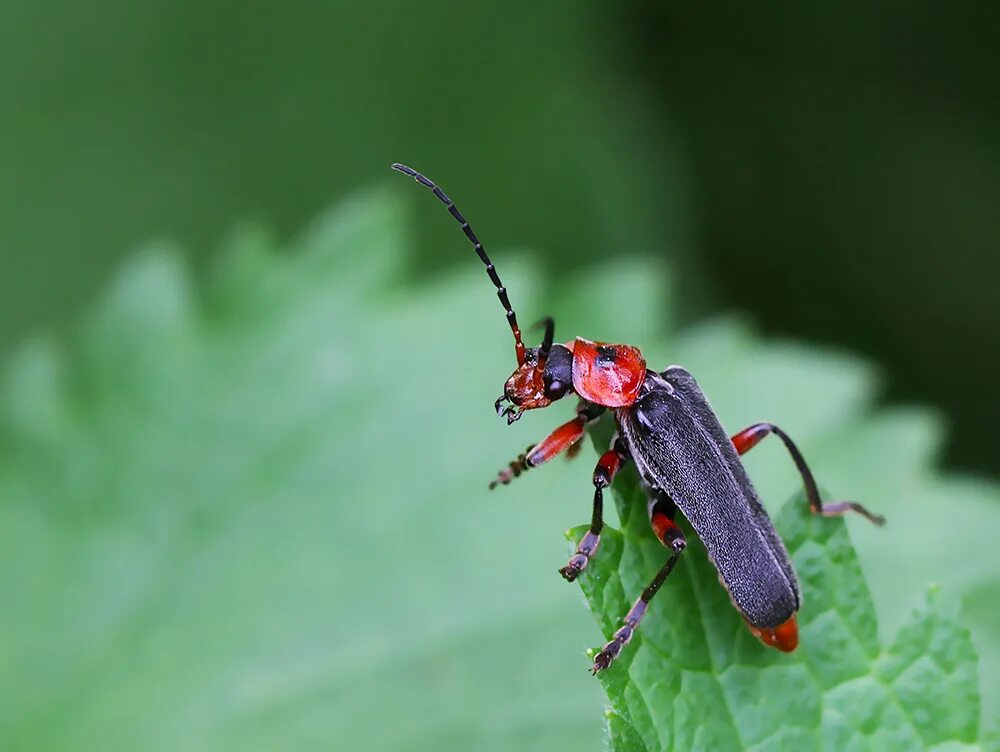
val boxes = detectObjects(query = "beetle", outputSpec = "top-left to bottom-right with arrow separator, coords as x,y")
392,163 -> 885,674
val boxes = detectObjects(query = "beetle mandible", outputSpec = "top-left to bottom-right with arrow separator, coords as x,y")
392,163 -> 885,674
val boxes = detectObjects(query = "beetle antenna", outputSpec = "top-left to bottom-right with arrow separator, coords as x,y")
534,316 -> 555,376
392,163 -> 527,366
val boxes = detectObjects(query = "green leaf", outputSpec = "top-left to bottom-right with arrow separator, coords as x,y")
2,188 -> 997,750
571,473 -> 983,750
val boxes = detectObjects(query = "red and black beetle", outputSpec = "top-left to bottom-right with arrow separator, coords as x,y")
393,163 -> 885,674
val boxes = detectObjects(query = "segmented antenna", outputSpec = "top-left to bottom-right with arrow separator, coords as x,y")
534,316 -> 555,376
391,163 -> 526,366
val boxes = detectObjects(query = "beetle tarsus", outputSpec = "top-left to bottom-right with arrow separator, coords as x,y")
559,554 -> 588,582
591,634 -> 627,674
489,445 -> 534,489
559,557 -> 585,581
560,530 -> 600,581
818,500 -> 886,526
590,599 -> 647,673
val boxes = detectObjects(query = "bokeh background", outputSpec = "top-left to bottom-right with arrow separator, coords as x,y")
5,1 -> 999,473
2,2 -> 998,749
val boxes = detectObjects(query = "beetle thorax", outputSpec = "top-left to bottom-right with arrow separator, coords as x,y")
571,338 -> 646,407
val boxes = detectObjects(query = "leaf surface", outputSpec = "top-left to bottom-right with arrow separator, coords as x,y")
571,475 -> 982,750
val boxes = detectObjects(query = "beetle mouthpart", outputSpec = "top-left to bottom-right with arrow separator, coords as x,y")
501,406 -> 523,425
494,394 -> 509,415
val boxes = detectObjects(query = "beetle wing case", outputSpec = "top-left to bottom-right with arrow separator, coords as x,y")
620,367 -> 800,629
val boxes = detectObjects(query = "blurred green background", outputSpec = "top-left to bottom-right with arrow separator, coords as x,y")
4,1 -> 998,473
2,2 -> 999,749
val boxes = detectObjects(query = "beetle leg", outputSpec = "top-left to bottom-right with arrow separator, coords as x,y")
731,422 -> 886,525
648,490 -> 687,551
591,491 -> 686,674
489,418 -> 582,489
489,401 -> 605,489
559,436 -> 629,582
488,443 -> 539,489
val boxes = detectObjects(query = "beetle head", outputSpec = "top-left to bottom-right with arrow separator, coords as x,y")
495,321 -> 574,424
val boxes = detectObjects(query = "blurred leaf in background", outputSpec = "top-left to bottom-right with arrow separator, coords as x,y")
0,0 -> 689,360
2,190 -> 998,749
3,0 -> 998,480
0,193 -> 605,750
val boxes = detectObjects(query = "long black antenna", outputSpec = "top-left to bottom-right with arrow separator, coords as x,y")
392,163 -> 526,366
534,316 -> 555,376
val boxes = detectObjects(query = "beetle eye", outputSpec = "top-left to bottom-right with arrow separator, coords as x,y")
546,379 -> 568,399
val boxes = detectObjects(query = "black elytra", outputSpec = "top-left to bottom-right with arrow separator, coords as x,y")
622,368 -> 799,629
